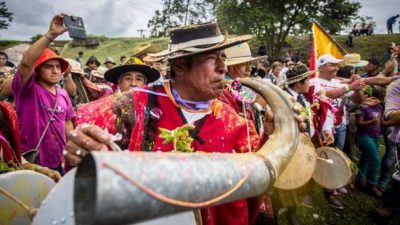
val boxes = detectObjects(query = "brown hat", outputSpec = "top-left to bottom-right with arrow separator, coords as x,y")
154,21 -> 251,59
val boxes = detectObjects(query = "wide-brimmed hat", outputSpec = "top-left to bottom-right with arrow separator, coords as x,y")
142,54 -> 165,63
285,64 -> 315,85
34,48 -> 69,73
343,53 -> 368,67
92,66 -> 109,79
132,43 -> 162,59
104,57 -> 160,84
224,42 -> 266,66
103,56 -> 116,65
85,56 -> 100,67
153,21 -> 252,59
65,58 -> 84,76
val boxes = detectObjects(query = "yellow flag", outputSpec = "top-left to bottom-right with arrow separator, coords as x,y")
309,22 -> 344,72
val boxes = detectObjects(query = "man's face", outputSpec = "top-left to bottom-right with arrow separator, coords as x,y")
118,71 -> 146,92
299,77 -> 311,94
272,66 -> 282,76
174,50 -> 227,101
105,62 -> 114,70
229,62 -> 251,78
88,61 -> 97,70
38,59 -> 62,85
319,63 -> 339,80
0,55 -> 7,67
365,62 -> 377,73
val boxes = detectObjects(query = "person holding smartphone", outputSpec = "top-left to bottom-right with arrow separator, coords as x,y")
11,14 -> 75,175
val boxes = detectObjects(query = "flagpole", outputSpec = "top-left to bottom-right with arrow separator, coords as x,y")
312,20 -> 349,55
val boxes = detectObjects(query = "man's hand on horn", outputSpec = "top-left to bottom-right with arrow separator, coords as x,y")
64,123 -> 112,167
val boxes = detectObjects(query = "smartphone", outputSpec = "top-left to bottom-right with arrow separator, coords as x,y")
63,15 -> 87,40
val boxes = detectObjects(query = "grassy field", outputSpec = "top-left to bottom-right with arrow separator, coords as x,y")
58,37 -> 169,64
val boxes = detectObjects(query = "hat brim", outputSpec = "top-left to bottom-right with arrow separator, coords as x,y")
104,61 -> 116,65
225,55 -> 267,66
86,60 -> 101,67
36,57 -> 69,73
286,70 -> 316,85
104,64 -> 160,84
166,35 -> 253,60
343,60 -> 368,68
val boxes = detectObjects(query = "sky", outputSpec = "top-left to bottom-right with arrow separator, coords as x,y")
1,0 -> 399,40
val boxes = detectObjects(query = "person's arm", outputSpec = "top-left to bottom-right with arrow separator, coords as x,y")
0,78 -> 12,96
65,119 -> 74,138
363,74 -> 400,86
18,14 -> 67,86
63,67 -> 77,97
383,110 -> 400,126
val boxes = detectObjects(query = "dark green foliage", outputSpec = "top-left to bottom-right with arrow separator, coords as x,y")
216,0 -> 360,60
0,1 -> 13,30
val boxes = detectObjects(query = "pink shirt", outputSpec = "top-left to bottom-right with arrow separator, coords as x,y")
12,70 -> 75,168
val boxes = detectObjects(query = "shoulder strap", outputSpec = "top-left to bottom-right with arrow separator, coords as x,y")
34,100 -> 58,151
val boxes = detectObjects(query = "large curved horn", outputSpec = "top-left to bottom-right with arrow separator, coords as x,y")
73,78 -> 299,225
239,78 -> 299,177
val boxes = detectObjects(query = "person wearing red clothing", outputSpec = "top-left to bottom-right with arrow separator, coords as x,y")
65,22 -> 265,225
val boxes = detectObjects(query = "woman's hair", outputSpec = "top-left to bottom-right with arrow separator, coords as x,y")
271,61 -> 282,70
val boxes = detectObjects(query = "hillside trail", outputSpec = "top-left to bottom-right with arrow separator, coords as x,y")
4,43 -> 30,66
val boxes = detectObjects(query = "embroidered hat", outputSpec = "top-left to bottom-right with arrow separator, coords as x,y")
33,48 -> 69,73
285,64 -> 315,85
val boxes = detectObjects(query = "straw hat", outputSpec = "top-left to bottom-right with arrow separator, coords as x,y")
343,53 -> 368,67
91,66 -> 109,79
153,21 -> 252,59
224,42 -> 266,66
103,57 -> 116,65
64,58 -> 84,76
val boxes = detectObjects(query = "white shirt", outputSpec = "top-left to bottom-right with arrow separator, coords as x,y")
310,77 -> 352,126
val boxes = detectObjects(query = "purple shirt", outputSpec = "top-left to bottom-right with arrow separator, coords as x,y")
358,104 -> 383,138
12,70 -> 75,168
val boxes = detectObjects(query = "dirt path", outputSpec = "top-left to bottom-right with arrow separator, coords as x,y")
4,43 -> 30,66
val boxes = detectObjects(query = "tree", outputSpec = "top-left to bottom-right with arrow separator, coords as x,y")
147,0 -> 218,37
216,0 -> 360,61
0,1 -> 13,30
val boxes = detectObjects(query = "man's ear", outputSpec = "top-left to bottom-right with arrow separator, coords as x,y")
171,58 -> 186,76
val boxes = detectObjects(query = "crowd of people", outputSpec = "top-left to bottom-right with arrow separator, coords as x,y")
0,14 -> 400,225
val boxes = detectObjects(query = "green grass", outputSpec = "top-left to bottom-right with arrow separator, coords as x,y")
59,37 -> 169,64
0,40 -> 23,50
277,138 -> 399,225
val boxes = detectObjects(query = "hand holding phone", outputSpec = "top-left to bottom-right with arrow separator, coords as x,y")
63,15 -> 87,40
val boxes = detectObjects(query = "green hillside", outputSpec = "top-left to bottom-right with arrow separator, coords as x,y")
58,37 -> 169,64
